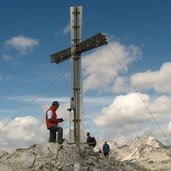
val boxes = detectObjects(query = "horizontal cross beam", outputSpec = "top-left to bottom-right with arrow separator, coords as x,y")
50,32 -> 107,64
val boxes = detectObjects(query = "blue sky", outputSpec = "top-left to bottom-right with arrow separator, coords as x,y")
0,0 -> 171,151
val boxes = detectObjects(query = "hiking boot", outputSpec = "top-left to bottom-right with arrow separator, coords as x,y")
58,138 -> 65,145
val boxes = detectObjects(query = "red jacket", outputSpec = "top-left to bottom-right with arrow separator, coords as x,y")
46,106 -> 58,129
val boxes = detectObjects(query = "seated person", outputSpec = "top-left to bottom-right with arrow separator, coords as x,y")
86,132 -> 96,147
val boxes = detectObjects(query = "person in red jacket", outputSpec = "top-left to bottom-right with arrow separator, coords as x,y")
46,101 -> 64,144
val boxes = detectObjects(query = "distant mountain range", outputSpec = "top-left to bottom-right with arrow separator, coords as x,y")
98,136 -> 171,170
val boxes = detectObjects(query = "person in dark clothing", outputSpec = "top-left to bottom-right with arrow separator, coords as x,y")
103,141 -> 110,157
86,132 -> 96,147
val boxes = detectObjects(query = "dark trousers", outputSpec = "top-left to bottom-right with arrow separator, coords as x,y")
49,125 -> 63,144
103,152 -> 109,157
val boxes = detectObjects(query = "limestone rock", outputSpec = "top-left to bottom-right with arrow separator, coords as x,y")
110,136 -> 171,170
0,140 -> 138,171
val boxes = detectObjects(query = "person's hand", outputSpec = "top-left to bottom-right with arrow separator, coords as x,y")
57,118 -> 64,123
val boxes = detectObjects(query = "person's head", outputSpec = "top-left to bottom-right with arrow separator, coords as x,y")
86,132 -> 90,137
104,141 -> 107,144
52,101 -> 59,110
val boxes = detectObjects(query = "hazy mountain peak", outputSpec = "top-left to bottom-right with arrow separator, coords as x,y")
111,136 -> 171,170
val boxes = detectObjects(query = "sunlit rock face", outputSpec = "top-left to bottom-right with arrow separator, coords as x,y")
110,136 -> 171,171
1,136 -> 171,171
0,140 -> 139,171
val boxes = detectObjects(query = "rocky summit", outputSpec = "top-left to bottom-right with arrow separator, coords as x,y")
0,140 -> 141,171
0,136 -> 171,171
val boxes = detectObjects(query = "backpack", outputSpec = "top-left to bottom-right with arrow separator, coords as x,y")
89,137 -> 97,147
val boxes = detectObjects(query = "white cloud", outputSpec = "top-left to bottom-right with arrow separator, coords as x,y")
131,62 -> 171,93
82,41 -> 141,92
84,96 -> 113,106
94,93 -> 171,127
113,76 -> 132,93
150,96 -> 171,116
94,93 -> 150,127
0,113 -> 71,152
0,116 -> 47,152
63,23 -> 70,34
1,93 -> 171,152
5,35 -> 39,54
93,93 -> 171,144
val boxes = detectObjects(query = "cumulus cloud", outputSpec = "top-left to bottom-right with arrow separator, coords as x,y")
131,62 -> 171,93
93,93 -> 171,144
82,41 -> 141,93
150,96 -> 171,116
1,93 -> 171,151
0,113 -> 71,152
0,116 -> 47,152
113,76 -> 132,93
94,93 -> 150,127
5,35 -> 39,54
94,93 -> 171,127
0,95 -> 72,152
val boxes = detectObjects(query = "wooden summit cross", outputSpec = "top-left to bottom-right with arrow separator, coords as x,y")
50,6 -> 107,144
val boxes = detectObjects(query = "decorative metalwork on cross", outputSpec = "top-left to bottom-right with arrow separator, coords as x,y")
50,6 -> 107,144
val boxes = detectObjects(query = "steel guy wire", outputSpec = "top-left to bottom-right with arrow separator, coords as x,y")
0,70 -> 62,130
57,64 -> 71,92
107,42 -> 170,145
